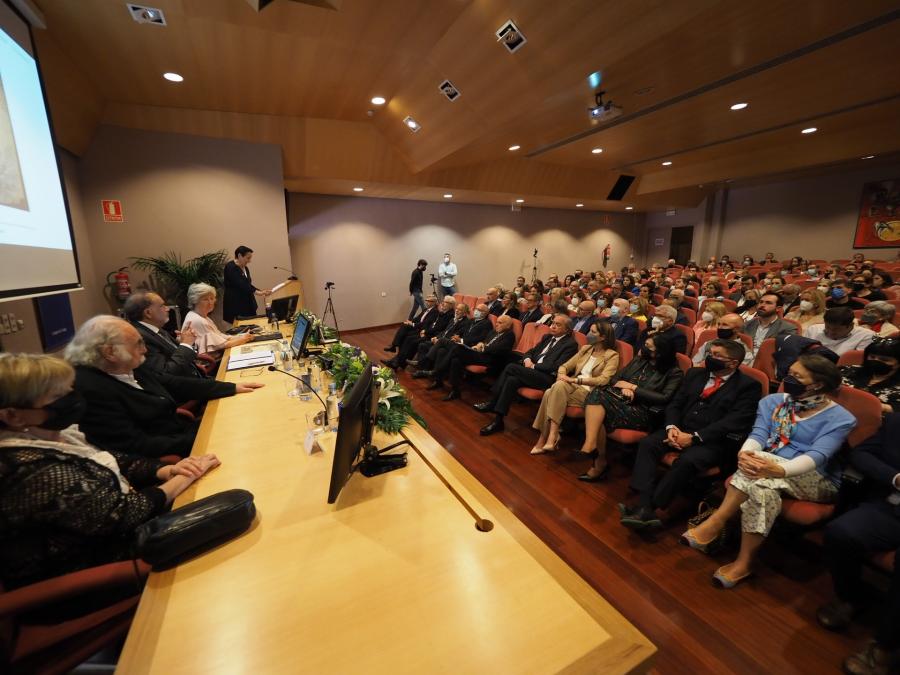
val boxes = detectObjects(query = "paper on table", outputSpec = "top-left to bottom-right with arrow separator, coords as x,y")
226,350 -> 275,371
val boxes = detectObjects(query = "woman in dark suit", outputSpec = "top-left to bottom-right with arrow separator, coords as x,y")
223,245 -> 270,323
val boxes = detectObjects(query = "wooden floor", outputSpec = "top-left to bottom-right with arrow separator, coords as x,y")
344,327 -> 879,675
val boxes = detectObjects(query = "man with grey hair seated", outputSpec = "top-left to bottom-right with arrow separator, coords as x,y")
692,313 -> 754,366
67,315 -> 263,457
124,291 -> 204,378
638,303 -> 687,354
857,300 -> 900,337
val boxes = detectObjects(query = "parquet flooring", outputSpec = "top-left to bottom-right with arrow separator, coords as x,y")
343,326 -> 880,675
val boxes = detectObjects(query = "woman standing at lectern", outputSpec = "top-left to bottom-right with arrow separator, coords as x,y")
223,245 -> 270,324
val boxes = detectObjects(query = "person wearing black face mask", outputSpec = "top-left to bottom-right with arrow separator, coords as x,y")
0,353 -> 222,589
620,340 -> 761,529
683,355 -> 855,589
407,258 -> 428,320
841,338 -> 900,414
692,313 -> 753,367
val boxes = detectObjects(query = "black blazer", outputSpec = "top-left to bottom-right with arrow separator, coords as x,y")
519,308 -> 542,325
500,306 -> 520,320
223,260 -> 258,323
486,299 -> 504,316
409,267 -> 424,294
571,314 -> 597,335
664,367 -> 761,445
639,325 -> 687,355
525,334 -> 579,374
74,365 -> 235,458
425,311 -> 453,338
461,318 -> 493,346
438,316 -> 469,340
850,413 -> 900,504
480,329 -> 517,362
132,321 -> 203,378
414,306 -> 439,331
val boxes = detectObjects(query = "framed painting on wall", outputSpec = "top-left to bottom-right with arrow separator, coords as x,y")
854,178 -> 900,249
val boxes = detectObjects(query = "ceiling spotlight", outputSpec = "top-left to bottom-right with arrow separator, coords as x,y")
508,144 -> 521,151
801,127 -> 818,134
515,198 -> 524,204
403,116 -> 421,132
661,160 -> 673,166
371,96 -> 386,105
352,187 -> 364,192
625,206 -> 634,211
163,72 -> 183,82
861,155 -> 875,160
591,147 -> 603,154
730,102 -> 748,110
575,203 -> 584,207
443,194 -> 453,199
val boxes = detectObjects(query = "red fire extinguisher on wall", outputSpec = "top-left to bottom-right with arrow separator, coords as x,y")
106,267 -> 132,302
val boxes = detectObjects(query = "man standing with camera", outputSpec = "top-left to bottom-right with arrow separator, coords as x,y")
438,253 -> 458,299
409,259 -> 428,320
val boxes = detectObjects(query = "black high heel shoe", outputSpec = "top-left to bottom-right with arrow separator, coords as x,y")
575,447 -> 598,459
577,465 -> 609,482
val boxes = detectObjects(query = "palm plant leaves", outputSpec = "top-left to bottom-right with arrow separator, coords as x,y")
130,250 -> 229,305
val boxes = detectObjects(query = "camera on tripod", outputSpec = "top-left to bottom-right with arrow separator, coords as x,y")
429,273 -> 437,284
324,281 -> 335,290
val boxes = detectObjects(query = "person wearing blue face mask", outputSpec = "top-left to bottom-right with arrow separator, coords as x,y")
682,354 -> 856,589
0,353 -> 221,589
606,298 -> 639,349
826,279 -> 867,310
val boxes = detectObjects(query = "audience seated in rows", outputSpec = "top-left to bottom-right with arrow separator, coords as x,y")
692,313 -> 753,365
744,292 -> 797,358
840,337 -> 900,414
806,307 -> 875,356
785,288 -> 827,331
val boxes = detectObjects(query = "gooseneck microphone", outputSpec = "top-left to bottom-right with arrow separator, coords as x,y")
273,266 -> 299,280
267,365 -> 327,409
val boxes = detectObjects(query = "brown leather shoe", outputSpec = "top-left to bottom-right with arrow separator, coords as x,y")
843,641 -> 900,675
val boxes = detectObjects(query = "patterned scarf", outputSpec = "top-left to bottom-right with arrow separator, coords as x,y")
766,393 -> 827,452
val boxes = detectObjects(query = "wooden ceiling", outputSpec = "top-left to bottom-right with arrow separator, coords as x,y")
32,0 -> 900,211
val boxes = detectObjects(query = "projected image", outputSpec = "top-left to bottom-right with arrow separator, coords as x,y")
0,73 -> 28,211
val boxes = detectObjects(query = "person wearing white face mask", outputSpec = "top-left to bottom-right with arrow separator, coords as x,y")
785,288 -> 827,331
606,298 -> 639,348
437,253 -> 458,299
638,304 -> 687,354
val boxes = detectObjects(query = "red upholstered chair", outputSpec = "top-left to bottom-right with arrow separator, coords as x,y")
463,295 -> 478,314
673,324 -> 694,355
721,298 -> 738,312
681,296 -> 698,311
475,296 -> 487,307
615,340 -> 633,369
752,338 -> 777,386
676,352 -> 693,373
681,307 -> 696,325
738,365 -> 770,398
195,353 -> 218,376
488,314 -> 497,327
572,331 -> 587,347
693,328 -> 717,357
635,318 -> 646,334
781,317 -> 804,334
510,319 -> 523,346
651,294 -> 665,306
779,386 -> 883,527
871,550 -> 896,574
837,350 -> 865,367
1,560 -> 151,675
452,293 -> 464,304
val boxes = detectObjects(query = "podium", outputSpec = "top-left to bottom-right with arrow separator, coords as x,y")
267,278 -> 304,316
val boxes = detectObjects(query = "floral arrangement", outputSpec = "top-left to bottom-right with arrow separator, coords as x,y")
294,308 -> 339,345
323,342 -> 427,434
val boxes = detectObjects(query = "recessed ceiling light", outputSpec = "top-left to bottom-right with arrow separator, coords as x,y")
508,144 -> 521,151
861,155 -> 875,160
730,102 -> 748,110
591,147 -> 603,154
661,160 -> 672,166
625,206 -> 634,211
163,72 -> 183,82
403,116 -> 421,132
515,198 -> 524,203
352,187 -> 364,192
801,127 -> 818,134
443,193 -> 453,199
371,96 -> 386,105
575,203 -> 583,207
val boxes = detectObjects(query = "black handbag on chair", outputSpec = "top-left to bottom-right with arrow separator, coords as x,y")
135,489 -> 256,570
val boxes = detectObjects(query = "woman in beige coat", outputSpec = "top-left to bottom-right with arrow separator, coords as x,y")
530,321 -> 619,454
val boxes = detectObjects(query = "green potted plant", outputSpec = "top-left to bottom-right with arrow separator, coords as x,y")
130,250 -> 229,310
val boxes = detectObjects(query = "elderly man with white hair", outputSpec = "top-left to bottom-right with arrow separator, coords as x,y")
857,300 -> 900,337
67,316 -> 263,458
638,303 -> 687,354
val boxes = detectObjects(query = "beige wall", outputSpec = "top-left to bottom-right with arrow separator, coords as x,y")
78,126 -> 292,324
0,151 -> 105,354
719,162 -> 900,261
288,194 -> 644,331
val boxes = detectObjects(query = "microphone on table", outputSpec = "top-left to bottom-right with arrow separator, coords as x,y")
267,365 -> 327,409
273,266 -> 299,280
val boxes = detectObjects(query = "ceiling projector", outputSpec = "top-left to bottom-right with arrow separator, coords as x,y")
589,91 -> 622,123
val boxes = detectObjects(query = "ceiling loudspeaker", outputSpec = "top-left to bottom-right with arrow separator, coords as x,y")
245,0 -> 342,10
606,175 -> 636,201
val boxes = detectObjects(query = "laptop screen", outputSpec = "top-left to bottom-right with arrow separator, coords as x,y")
291,314 -> 310,357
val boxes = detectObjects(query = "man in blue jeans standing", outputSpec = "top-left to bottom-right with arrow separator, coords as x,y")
438,252 -> 458,299
408,259 -> 428,320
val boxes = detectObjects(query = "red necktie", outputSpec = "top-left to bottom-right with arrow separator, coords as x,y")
701,375 -> 723,399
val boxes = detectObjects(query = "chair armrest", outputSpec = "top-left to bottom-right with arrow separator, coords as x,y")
0,560 -> 150,617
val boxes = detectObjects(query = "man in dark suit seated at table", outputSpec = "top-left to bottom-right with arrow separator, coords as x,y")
620,339 -> 761,529
384,296 -> 455,370
66,316 -> 263,458
124,291 -> 205,378
384,294 -> 438,353
637,304 -> 688,355
817,413 -> 900,674
473,314 -> 579,436
413,303 -> 492,378
427,314 -> 517,401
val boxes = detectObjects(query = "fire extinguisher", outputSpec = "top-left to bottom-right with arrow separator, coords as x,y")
106,267 -> 131,302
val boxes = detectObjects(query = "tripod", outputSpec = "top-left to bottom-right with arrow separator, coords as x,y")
321,282 -> 340,337
429,274 -> 440,298
531,248 -> 539,283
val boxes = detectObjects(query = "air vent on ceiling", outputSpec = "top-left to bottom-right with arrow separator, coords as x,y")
496,20 -> 526,53
606,175 -> 636,201
127,4 -> 166,25
439,80 -> 460,102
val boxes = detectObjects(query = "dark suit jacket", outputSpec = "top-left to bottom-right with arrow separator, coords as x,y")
609,315 -> 638,348
571,314 -> 597,335
132,321 -> 202,378
850,413 -> 900,503
424,310 -> 453,338
437,316 -> 469,340
743,316 -> 798,343
461,317 -> 492,346
482,329 -> 516,356
519,308 -> 542,325
674,311 -> 690,326
414,306 -> 440,331
74,365 -> 236,458
639,325 -> 687,355
665,367 -> 761,446
525,334 -> 579,374
485,299 -> 504,316
499,306 -> 520,320
222,260 -> 257,323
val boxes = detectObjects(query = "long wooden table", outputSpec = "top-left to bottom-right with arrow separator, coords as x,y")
116,334 -> 655,674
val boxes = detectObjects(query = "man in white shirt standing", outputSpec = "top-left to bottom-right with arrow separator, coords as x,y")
438,252 -> 458,299
806,306 -> 875,356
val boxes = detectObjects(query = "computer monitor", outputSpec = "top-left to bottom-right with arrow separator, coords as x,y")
290,313 -> 312,358
270,295 -> 298,321
326,362 -> 407,504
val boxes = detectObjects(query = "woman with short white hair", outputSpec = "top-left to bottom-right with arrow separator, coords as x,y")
182,283 -> 252,353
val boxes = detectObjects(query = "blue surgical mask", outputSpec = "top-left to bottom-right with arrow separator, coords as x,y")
610,306 -> 620,316
629,303 -> 639,313
831,288 -> 846,299
597,299 -> 606,308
